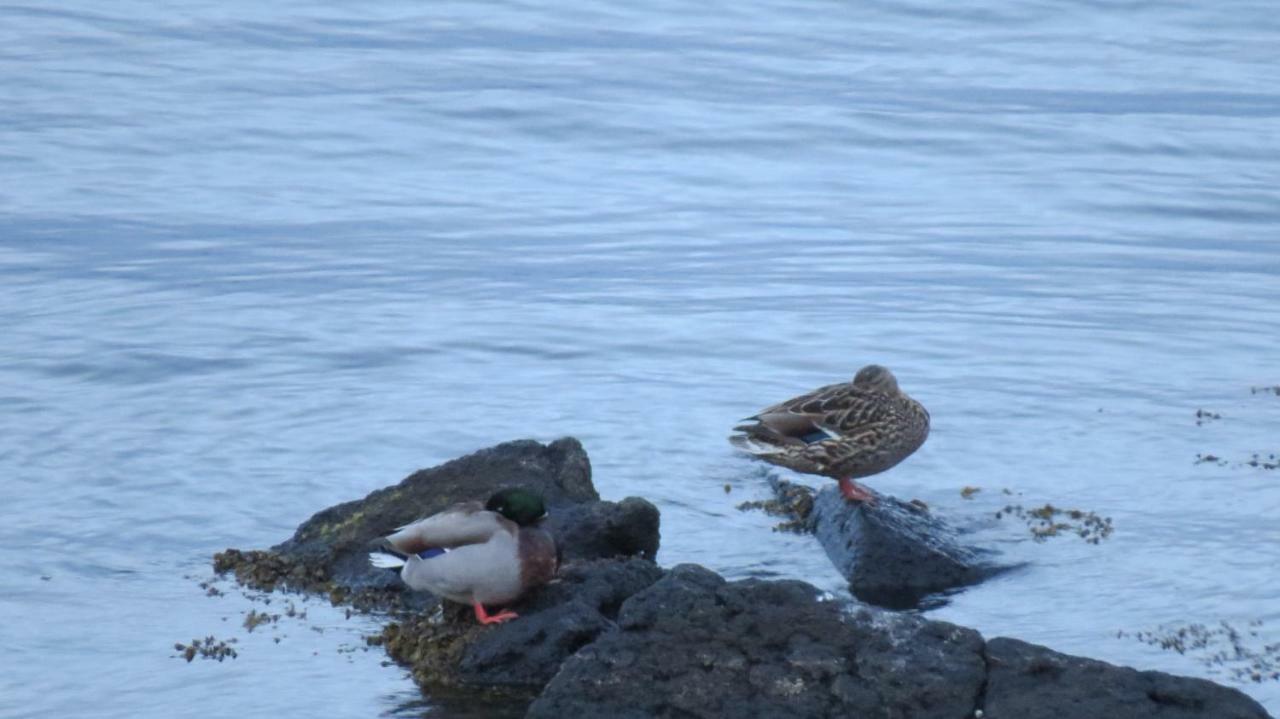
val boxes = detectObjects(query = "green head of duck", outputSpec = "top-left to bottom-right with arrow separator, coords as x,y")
485,488 -> 547,526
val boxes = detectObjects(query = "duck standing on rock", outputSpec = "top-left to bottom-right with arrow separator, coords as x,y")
368,488 -> 558,624
729,364 -> 930,504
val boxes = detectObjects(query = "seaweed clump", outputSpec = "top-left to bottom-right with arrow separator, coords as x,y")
736,479 -> 815,533
1194,453 -> 1278,470
1245,453 -> 1278,470
212,548 -> 328,593
996,503 -> 1114,544
373,610 -> 487,689
1118,621 -> 1280,683
174,636 -> 238,662
243,609 -> 278,632
212,548 -> 420,612
1195,409 -> 1222,425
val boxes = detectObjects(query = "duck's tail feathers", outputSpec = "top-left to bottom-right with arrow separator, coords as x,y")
729,432 -> 786,456
368,551 -> 407,570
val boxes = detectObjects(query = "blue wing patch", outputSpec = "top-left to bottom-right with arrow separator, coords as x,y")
418,547 -> 450,560
799,429 -> 831,444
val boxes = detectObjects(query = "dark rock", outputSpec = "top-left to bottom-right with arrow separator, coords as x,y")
546,496 -> 661,563
763,474 -> 1009,609
212,437 -> 660,609
844,608 -> 988,717
528,568 -> 1270,719
810,486 -> 1008,608
983,636 -> 1271,719
278,436 -> 598,590
458,559 -> 665,686
461,600 -> 610,684
528,564 -> 988,719
521,556 -> 669,620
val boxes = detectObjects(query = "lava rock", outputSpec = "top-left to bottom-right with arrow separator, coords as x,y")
546,496 -> 660,563
983,636 -> 1271,719
528,566 -> 1270,719
527,564 -> 988,719
457,558 -> 665,686
213,437 -> 660,608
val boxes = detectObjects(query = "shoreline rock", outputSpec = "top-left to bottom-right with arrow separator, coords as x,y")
527,563 -> 988,719
213,438 -> 1271,719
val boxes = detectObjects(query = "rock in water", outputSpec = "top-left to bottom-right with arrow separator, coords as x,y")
756,473 -> 1008,608
807,485 -> 1008,608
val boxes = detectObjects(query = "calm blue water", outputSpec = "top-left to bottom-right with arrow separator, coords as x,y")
3,1 -> 1279,716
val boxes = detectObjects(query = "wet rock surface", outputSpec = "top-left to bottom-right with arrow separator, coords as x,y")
760,475 -> 1010,609
983,636 -> 1270,719
808,485 -> 1009,608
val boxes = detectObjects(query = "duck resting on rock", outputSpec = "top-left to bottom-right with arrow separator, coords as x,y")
729,364 -> 930,504
368,488 -> 558,624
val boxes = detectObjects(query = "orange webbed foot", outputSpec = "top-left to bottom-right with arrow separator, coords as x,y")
838,477 -> 878,505
473,601 -> 519,625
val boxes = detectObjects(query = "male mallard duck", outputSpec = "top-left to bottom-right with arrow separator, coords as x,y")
368,488 -> 557,624
729,364 -> 930,503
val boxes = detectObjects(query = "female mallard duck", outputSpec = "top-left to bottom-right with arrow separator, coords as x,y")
729,364 -> 929,503
368,488 -> 557,624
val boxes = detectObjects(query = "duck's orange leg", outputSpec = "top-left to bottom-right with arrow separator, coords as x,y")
838,477 -> 877,505
473,601 -> 519,625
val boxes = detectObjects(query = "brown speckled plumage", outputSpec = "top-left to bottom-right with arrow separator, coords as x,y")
730,365 -> 929,495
